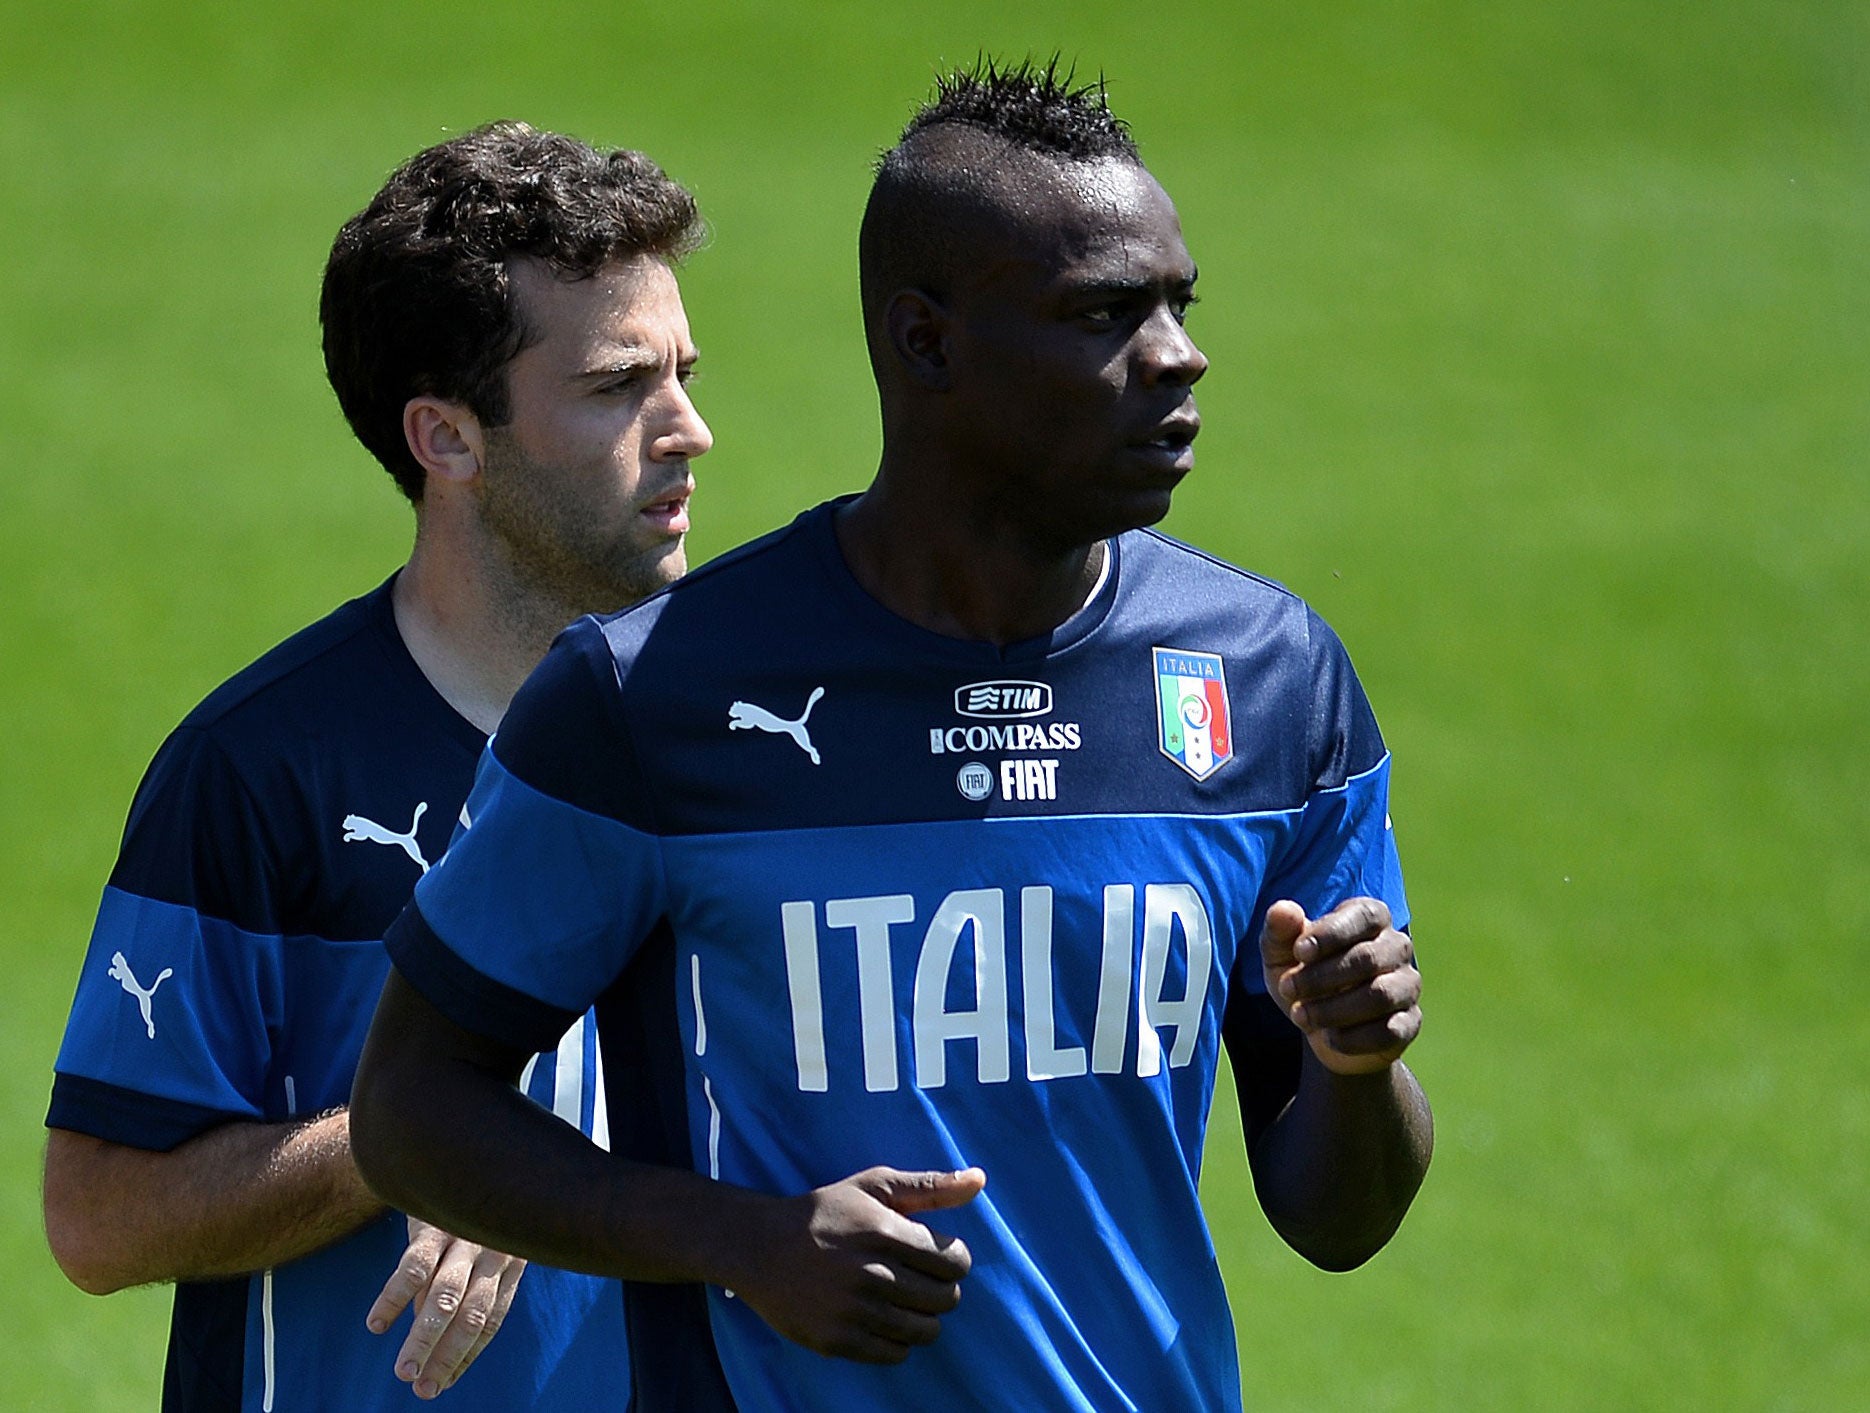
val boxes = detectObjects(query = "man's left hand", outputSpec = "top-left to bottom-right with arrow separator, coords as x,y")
1260,897 -> 1422,1076
366,1217 -> 526,1399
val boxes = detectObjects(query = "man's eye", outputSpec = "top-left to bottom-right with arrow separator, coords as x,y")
1172,294 -> 1201,325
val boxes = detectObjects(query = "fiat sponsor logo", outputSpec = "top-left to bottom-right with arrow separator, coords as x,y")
954,762 -> 995,801
955,680 -> 1052,719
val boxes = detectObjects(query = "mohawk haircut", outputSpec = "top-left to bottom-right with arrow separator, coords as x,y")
859,59 -> 1144,370
897,57 -> 1138,163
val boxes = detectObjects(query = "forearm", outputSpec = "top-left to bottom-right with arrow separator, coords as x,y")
353,973 -> 988,1365
1248,1054 -> 1433,1271
44,1112 -> 384,1294
351,1040 -> 770,1290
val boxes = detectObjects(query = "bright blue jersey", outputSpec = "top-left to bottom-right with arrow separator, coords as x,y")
389,503 -> 1408,1412
48,580 -> 630,1412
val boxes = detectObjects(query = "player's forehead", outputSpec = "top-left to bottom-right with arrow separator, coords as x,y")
967,154 -> 1194,297
508,256 -> 695,370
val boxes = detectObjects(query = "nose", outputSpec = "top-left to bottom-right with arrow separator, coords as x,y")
1140,307 -> 1208,388
652,379 -> 714,461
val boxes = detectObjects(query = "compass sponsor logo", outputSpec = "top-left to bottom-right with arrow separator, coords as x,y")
935,679 -> 1078,802
929,721 -> 1082,754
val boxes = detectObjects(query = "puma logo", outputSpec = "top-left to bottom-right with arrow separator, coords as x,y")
728,687 -> 826,765
341,802 -> 431,874
108,952 -> 173,1039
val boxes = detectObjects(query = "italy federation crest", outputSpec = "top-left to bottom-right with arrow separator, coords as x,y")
1154,647 -> 1233,780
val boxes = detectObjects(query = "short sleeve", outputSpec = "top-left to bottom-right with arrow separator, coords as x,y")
386,622 -> 670,1056
49,729 -> 286,1150
1232,611 -> 1410,996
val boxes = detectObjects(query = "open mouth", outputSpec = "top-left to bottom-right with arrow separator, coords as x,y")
1134,414 -> 1200,467
640,487 -> 692,534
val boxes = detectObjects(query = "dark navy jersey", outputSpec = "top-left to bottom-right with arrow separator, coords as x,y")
390,502 -> 1408,1412
49,579 -> 628,1413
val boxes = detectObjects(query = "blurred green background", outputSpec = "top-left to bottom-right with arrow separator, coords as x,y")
3,0 -> 1863,1407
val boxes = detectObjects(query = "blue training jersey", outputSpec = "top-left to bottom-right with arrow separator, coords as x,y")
388,502 -> 1409,1412
48,579 -> 630,1413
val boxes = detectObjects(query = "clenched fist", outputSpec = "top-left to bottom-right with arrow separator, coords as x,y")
1260,897 -> 1421,1076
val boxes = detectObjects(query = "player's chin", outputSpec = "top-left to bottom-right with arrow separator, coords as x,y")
580,538 -> 686,614
628,536 -> 688,592
1087,483 -> 1180,540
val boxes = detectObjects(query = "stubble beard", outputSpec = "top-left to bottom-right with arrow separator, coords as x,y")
475,438 -> 685,637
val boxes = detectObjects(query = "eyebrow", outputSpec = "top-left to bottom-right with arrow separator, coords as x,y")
571,347 -> 700,382
1063,267 -> 1200,298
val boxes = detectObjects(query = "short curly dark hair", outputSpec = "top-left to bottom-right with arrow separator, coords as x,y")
320,122 -> 702,503
859,60 -> 1141,354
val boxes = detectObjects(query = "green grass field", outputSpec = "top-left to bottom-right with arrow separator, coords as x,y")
3,1 -> 1864,1406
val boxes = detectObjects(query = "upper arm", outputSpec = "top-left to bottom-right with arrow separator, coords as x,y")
350,968 -> 532,1207
357,967 -> 531,1094
50,729 -> 285,1151
1256,610 -> 1408,935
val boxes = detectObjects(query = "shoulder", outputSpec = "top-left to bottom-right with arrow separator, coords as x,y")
1128,526 -> 1303,605
110,579 -> 476,921
1113,529 -> 1385,791
176,585 -> 394,755
123,588 -> 389,823
1111,527 -> 1330,665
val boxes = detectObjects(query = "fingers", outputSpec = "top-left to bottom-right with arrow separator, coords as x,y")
439,1258 -> 525,1393
1279,928 -> 1416,1009
1293,896 -> 1392,963
850,1169 -> 981,1285
393,1235 -> 480,1396
862,1261 -> 964,1317
1257,899 -> 1307,970
383,1230 -> 523,1400
742,1168 -> 983,1365
1321,1007 -> 1423,1060
1289,962 -> 1420,1033
893,1228 -> 973,1285
860,1165 -> 986,1216
1262,897 -> 1420,1075
400,1245 -> 505,1398
818,1263 -> 955,1365
366,1221 -> 450,1334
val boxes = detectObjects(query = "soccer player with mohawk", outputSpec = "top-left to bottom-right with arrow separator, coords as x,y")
355,62 -> 1433,1410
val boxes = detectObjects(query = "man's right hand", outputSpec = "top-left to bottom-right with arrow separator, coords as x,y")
731,1166 -> 985,1365
366,1217 -> 526,1399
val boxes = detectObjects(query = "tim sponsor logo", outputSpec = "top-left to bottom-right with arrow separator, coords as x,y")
955,680 -> 1052,719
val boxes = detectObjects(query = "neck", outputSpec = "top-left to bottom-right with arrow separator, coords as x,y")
391,522 -> 582,735
835,469 -> 1107,646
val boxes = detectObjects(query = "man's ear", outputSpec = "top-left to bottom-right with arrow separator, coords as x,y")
886,289 -> 952,392
402,397 -> 486,492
